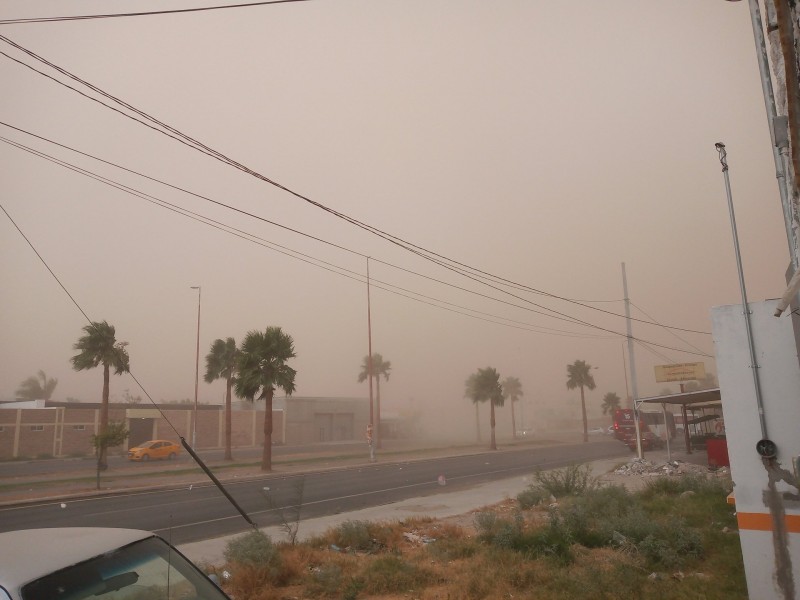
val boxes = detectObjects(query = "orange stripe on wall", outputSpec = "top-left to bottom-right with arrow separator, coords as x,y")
737,512 -> 800,533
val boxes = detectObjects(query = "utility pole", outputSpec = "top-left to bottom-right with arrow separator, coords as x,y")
622,263 -> 643,459
190,286 -> 201,448
366,258 -> 375,447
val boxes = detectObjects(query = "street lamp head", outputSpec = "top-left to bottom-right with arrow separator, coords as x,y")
191,286 -> 200,290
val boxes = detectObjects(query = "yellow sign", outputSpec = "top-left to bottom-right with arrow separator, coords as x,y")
654,362 -> 705,383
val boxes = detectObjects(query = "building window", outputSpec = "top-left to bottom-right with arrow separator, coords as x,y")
72,425 -> 85,431
30,425 -> 44,432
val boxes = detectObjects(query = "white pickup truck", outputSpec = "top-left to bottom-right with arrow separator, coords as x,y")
0,528 -> 231,600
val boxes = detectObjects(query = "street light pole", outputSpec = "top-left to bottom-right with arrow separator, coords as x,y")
190,286 -> 201,448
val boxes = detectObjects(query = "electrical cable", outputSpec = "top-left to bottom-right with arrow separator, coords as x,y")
629,301 -> 709,356
0,202 -> 185,427
0,127 -> 713,354
0,200 -> 258,527
0,0 -> 316,25
0,135 -> 617,340
0,120 -> 606,326
0,37 -> 711,336
1,135 -> 712,355
0,121 -> 700,345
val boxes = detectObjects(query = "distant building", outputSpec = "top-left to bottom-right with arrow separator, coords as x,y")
0,397 -> 375,459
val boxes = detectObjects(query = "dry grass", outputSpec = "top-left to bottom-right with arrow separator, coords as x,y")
216,475 -> 746,600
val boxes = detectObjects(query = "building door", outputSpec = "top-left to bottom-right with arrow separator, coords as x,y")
313,413 -> 334,442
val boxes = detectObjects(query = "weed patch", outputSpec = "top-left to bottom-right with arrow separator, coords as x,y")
360,555 -> 434,595
218,473 -> 746,599
533,463 -> 598,498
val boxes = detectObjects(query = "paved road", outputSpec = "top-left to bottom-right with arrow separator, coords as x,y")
0,440 -> 627,545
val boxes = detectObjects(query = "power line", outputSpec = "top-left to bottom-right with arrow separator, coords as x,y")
0,201 -> 181,429
0,36 -> 711,336
1,134 -> 714,356
0,200 -> 257,527
0,123 -> 714,357
0,121 -> 713,350
0,0 -> 315,25
629,300 -> 709,355
0,134 -> 616,340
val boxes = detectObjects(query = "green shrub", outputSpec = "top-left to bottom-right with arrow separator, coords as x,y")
604,510 -> 703,569
512,511 -> 574,565
224,530 -> 281,571
475,509 -> 574,564
331,520 -> 374,552
473,511 -> 500,541
517,485 -> 549,509
492,516 -> 524,550
360,555 -> 433,594
641,472 -> 731,498
534,464 -> 598,497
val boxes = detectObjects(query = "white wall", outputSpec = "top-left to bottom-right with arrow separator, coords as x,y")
712,300 -> 800,599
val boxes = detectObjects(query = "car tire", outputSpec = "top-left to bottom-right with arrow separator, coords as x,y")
168,453 -> 176,460
142,454 -> 150,461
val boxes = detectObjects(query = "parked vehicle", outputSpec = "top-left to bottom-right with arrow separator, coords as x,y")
0,528 -> 230,600
625,430 -> 665,451
611,408 -> 639,442
127,439 -> 181,461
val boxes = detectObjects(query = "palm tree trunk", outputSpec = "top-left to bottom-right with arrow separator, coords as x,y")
511,399 -> 517,440
99,364 -> 110,468
475,402 -> 481,442
580,385 -> 588,443
376,377 -> 382,450
262,388 -> 274,471
490,401 -> 497,450
224,376 -> 233,461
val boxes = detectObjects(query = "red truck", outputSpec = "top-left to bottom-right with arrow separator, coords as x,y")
612,408 -> 665,451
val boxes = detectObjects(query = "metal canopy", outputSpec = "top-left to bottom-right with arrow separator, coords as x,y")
636,388 -> 722,459
638,388 -> 721,408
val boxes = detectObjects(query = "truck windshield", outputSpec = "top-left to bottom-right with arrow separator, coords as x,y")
21,536 -> 229,600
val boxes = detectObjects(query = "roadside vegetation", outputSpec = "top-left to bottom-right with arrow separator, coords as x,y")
212,465 -> 746,599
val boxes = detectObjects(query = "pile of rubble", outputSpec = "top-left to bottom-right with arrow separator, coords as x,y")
613,458 -> 729,478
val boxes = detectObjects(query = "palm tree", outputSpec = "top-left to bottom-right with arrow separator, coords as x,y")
71,321 -> 130,468
501,376 -> 523,439
683,372 -> 718,392
16,370 -> 58,401
236,327 -> 296,471
204,337 -> 239,461
466,367 -> 504,450
566,359 -> 596,443
601,392 -> 621,416
464,373 -> 481,442
357,353 -> 391,449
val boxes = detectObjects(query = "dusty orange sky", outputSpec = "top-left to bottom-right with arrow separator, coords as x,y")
0,1 -> 790,437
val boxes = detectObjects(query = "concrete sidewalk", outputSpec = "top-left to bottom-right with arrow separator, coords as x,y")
177,456 -> 626,565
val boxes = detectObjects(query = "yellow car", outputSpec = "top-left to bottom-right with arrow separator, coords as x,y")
127,439 -> 181,461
